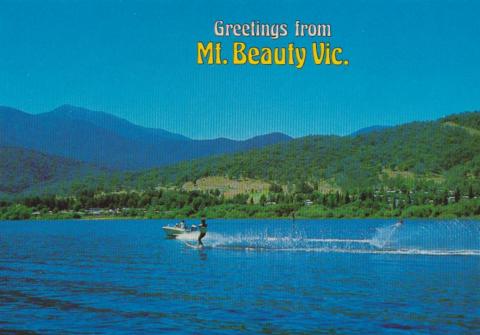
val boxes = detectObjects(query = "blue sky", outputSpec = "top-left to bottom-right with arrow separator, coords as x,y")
1,0 -> 479,139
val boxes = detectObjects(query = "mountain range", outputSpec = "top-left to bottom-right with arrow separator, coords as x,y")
1,105 -> 479,197
99,111 -> 480,194
0,105 -> 292,171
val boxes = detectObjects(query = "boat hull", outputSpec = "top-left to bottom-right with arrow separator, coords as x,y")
162,226 -> 185,237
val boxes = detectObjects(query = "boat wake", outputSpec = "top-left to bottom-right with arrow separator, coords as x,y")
212,246 -> 480,256
177,222 -> 480,257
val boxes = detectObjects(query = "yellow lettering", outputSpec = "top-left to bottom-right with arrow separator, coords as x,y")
248,47 -> 260,65
197,42 -> 213,64
260,48 -> 272,64
233,42 -> 247,64
311,43 -> 324,64
331,48 -> 342,65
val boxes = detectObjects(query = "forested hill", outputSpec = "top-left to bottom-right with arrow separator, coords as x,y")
0,147 -> 104,195
442,111 -> 480,130
129,111 -> 480,192
3,111 -> 480,198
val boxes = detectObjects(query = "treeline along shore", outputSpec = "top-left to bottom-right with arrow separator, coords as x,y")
1,184 -> 479,220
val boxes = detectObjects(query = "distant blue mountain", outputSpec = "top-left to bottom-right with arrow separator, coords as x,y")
350,125 -> 390,136
0,105 -> 292,170
45,105 -> 190,142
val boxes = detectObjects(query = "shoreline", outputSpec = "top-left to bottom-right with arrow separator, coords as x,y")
1,215 -> 479,222
3,199 -> 480,221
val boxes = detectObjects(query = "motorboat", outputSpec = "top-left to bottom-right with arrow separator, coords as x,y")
162,221 -> 197,237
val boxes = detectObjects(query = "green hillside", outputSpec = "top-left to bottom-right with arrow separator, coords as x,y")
127,113 -> 480,193
442,111 -> 480,131
0,147 -> 103,195
3,112 -> 480,196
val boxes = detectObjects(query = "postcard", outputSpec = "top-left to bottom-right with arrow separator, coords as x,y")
1,1 -> 479,334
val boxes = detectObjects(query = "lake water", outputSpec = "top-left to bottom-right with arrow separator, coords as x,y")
0,218 -> 479,334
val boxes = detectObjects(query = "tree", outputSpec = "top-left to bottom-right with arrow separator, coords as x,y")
269,183 -> 283,193
192,197 -> 204,212
345,191 -> 350,204
296,182 -> 313,194
454,187 -> 461,203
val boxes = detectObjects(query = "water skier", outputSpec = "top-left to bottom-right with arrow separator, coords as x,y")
198,216 -> 208,246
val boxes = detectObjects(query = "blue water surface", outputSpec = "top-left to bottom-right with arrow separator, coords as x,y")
0,218 -> 479,334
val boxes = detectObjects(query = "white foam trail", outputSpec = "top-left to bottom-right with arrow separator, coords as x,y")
302,248 -> 480,256
370,223 -> 401,248
178,233 -> 379,249
213,245 -> 480,256
305,238 -> 371,243
175,222 -> 480,257
176,232 -> 227,243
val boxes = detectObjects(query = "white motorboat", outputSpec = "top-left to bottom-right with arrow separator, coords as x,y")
162,221 -> 197,237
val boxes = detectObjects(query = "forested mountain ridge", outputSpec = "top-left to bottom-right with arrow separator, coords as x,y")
120,112 -> 480,193
2,111 -> 479,197
350,125 -> 390,136
0,147 -> 104,195
442,111 -> 480,131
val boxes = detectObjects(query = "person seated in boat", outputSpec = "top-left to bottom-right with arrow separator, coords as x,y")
175,220 -> 186,229
198,216 -> 208,246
